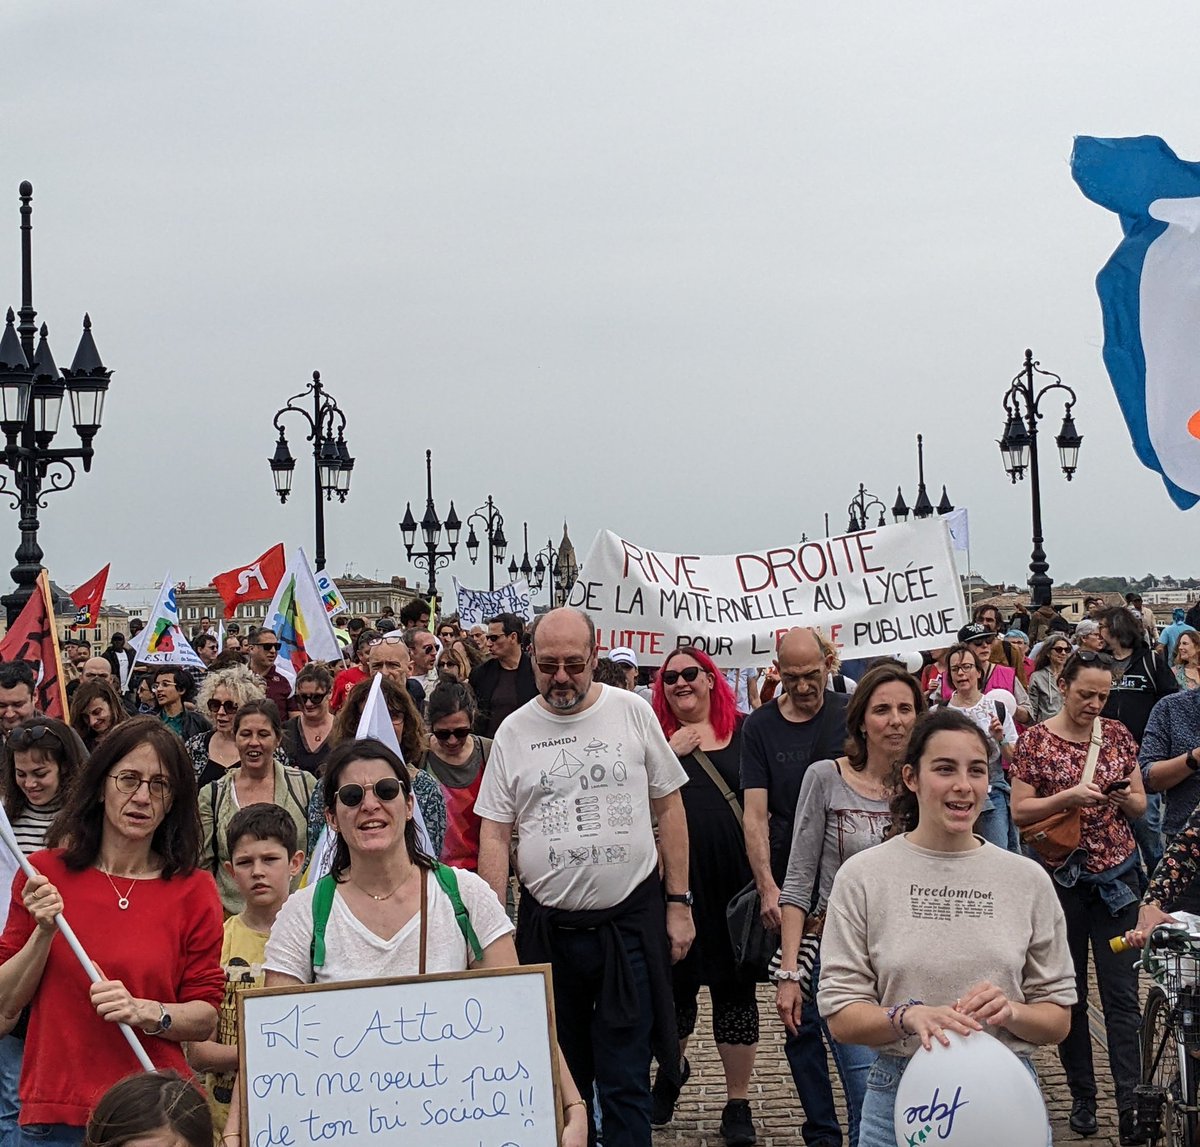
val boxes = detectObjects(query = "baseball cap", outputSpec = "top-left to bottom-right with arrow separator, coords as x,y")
609,646 -> 638,668
957,623 -> 992,644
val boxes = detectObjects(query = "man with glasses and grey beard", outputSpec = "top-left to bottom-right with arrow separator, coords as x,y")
476,607 -> 692,1147
469,612 -> 537,736
248,626 -> 292,716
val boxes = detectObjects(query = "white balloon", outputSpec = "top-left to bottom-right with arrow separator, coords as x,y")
894,1031 -> 1048,1147
898,651 -> 925,675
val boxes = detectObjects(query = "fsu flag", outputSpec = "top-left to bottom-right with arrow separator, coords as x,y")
69,563 -> 110,629
0,571 -> 66,718
211,544 -> 286,618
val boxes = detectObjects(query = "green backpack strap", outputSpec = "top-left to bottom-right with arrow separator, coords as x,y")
432,863 -> 483,963
310,874 -> 338,970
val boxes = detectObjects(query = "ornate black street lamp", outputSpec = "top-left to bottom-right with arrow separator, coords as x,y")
997,349 -> 1083,607
0,183 -> 113,625
892,434 -> 954,523
846,484 -> 887,534
532,526 -> 579,608
507,522 -> 534,585
268,371 -> 354,572
464,496 -> 508,592
399,449 -> 460,599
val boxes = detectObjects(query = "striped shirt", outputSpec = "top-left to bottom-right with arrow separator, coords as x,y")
10,802 -> 61,856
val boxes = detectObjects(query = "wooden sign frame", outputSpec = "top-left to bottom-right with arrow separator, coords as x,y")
238,962 -> 562,1144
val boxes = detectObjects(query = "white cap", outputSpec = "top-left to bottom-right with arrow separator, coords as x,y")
609,646 -> 638,668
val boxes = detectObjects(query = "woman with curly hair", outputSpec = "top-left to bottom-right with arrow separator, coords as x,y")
187,665 -> 287,787
69,679 -> 128,754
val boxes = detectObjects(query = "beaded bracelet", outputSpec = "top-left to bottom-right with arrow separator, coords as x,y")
885,998 -> 923,1039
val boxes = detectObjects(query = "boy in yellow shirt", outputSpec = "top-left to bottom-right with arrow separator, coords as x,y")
186,804 -> 304,1139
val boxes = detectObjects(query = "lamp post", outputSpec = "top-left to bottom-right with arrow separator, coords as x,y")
892,434 -> 954,523
997,349 -> 1083,608
532,526 -> 579,608
399,450 -> 460,599
268,371 -> 354,572
846,484 -> 887,534
464,496 -> 508,591
507,522 -> 534,586
0,182 -> 113,626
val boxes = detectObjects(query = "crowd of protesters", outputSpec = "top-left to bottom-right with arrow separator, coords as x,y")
0,590 -> 1192,1145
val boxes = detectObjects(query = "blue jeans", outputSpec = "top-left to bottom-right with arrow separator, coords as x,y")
858,1053 -> 1048,1147
0,1035 -> 22,1147
784,995 -> 842,1145
975,783 -> 1018,852
823,1022 -> 875,1147
550,928 -> 654,1147
1133,792 -> 1164,873
13,1128 -> 84,1147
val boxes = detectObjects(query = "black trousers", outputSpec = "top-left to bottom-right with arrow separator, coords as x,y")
1053,878 -> 1142,1112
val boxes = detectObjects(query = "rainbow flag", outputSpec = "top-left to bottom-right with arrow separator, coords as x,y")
263,548 -> 342,680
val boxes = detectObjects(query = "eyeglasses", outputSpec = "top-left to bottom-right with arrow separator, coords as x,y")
535,657 -> 590,675
432,726 -> 472,743
335,778 -> 404,807
662,666 -> 703,686
297,691 -> 328,707
207,699 -> 238,715
254,642 -> 281,653
8,724 -> 64,751
109,771 -> 172,797
367,635 -> 405,647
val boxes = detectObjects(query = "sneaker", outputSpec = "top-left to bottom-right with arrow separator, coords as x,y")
649,1056 -> 690,1129
1069,1097 -> 1098,1137
1119,1109 -> 1148,1146
719,1098 -> 757,1146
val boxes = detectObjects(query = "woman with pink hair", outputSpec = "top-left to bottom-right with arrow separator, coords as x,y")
648,646 -> 758,1146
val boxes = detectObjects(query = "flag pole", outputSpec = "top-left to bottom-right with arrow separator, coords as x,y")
0,806 -> 154,1072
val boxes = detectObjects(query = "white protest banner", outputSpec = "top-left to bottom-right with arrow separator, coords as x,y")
453,576 -> 533,626
240,967 -> 561,1147
566,518 -> 967,668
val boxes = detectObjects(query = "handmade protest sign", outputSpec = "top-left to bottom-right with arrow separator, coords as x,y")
566,518 -> 967,668
453,577 -> 533,626
240,966 -> 560,1147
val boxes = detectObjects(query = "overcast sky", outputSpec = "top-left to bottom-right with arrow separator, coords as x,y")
4,2 -> 1200,604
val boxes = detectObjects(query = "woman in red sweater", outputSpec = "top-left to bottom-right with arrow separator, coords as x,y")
0,717 -> 224,1147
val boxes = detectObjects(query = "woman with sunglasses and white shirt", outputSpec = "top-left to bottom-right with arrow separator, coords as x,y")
250,737 -> 588,1147
188,666 -> 288,788
422,682 -> 492,870
0,717 -> 224,1147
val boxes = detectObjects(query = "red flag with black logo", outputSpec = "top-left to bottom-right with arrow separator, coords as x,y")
0,571 -> 65,718
211,544 -> 286,618
69,563 -> 110,629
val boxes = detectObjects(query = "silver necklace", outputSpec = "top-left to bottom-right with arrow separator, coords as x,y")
101,867 -> 137,910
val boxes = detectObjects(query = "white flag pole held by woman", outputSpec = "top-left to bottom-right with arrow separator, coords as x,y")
0,803 -> 154,1072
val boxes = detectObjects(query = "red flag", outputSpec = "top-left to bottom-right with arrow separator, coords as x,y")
211,544 -> 286,618
0,571 -> 65,718
69,563 -> 110,630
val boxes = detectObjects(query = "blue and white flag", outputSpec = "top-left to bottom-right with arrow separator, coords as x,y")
1072,135 -> 1200,509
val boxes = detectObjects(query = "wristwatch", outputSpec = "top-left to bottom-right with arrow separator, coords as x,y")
665,891 -> 694,907
1187,750 -> 1200,773
143,1002 -> 173,1036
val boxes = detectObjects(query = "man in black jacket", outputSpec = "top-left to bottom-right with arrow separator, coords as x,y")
469,612 -> 537,736
1100,605 -> 1177,871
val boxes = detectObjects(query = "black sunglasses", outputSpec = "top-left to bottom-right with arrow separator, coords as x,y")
662,666 -> 703,686
207,699 -> 238,715
297,691 -> 329,707
335,777 -> 404,807
1070,649 -> 1114,668
432,726 -> 472,743
8,724 -> 63,751
255,642 -> 281,653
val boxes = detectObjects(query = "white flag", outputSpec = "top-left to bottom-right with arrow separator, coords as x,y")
262,548 -> 343,688
944,508 -> 970,552
126,574 -> 205,670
